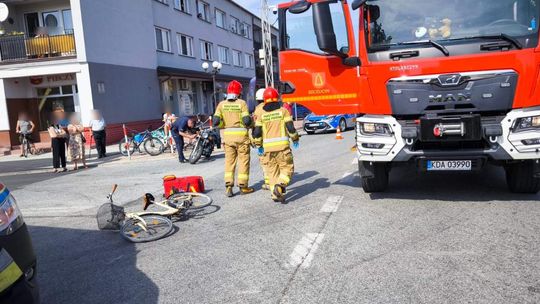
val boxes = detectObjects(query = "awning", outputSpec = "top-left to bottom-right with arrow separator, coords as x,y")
157,66 -> 253,83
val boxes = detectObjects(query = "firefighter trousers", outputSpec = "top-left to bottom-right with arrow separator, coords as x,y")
224,138 -> 251,187
261,148 -> 294,199
258,155 -> 269,186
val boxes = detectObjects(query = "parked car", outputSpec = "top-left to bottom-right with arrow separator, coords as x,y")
303,114 -> 356,134
0,183 -> 39,303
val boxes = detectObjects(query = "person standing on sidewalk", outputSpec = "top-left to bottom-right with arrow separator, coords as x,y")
48,110 -> 68,173
89,110 -> 107,159
213,80 -> 254,197
67,114 -> 88,170
15,112 -> 35,157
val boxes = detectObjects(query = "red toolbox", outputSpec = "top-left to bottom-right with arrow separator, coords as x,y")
163,175 -> 205,197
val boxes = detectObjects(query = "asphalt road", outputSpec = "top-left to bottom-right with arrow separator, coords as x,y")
2,130 -> 540,304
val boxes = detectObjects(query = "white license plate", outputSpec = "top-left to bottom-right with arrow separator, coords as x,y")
427,160 -> 472,171
306,123 -> 319,127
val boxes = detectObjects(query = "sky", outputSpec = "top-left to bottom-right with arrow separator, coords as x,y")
237,0 -> 281,16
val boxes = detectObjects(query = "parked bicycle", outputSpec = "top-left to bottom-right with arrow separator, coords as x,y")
96,185 -> 212,243
118,128 -> 154,156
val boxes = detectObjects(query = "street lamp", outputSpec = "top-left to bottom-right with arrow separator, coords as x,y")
202,61 -> 222,113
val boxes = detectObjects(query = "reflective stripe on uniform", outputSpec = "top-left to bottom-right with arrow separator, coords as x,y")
241,111 -> 250,117
224,127 -> 248,136
279,174 -> 291,184
0,248 -> 23,293
225,172 -> 234,178
238,173 -> 249,180
263,137 -> 289,144
263,140 -> 290,148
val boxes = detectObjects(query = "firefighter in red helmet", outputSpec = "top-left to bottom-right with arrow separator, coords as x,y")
252,87 -> 300,203
213,80 -> 255,197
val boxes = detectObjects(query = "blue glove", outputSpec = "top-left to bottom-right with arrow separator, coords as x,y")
257,147 -> 265,156
292,141 -> 299,149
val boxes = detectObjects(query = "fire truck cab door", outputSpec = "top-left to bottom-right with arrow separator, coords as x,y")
279,0 -> 361,115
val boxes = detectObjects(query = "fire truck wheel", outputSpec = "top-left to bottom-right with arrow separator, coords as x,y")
360,162 -> 389,193
505,161 -> 540,194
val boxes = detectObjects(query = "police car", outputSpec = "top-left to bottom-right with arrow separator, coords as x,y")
0,183 -> 39,303
303,114 -> 356,134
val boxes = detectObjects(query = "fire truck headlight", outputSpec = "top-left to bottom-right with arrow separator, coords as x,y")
359,122 -> 392,136
513,115 -> 540,132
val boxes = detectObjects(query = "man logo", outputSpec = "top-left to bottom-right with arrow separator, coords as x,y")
312,73 -> 325,89
438,74 -> 462,86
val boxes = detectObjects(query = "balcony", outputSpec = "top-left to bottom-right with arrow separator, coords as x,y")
0,33 -> 76,64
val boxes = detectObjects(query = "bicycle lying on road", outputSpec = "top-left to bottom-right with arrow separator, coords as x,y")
96,185 -> 212,243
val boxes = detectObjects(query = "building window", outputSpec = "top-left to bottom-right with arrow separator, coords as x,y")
155,0 -> 168,4
196,1 -> 210,22
155,27 -> 171,52
244,54 -> 254,68
174,0 -> 189,13
230,16 -> 240,34
242,23 -> 251,39
200,40 -> 213,60
177,33 -> 194,57
215,9 -> 226,29
217,45 -> 229,64
232,50 -> 242,67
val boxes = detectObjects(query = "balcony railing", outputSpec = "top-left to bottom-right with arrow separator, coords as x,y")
0,33 -> 76,63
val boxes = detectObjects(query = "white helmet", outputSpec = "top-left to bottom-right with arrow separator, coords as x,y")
255,88 -> 265,102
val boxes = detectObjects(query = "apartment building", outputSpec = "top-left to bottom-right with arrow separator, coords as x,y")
0,0 -> 273,150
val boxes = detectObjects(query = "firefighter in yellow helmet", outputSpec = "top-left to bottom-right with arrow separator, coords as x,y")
213,80 -> 255,197
253,88 -> 270,190
252,87 -> 300,203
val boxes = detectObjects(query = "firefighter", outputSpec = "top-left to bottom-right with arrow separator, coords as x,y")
253,88 -> 270,190
213,80 -> 255,197
252,87 -> 300,203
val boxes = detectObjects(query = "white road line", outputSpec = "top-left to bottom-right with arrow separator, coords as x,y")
287,233 -> 325,269
320,195 -> 343,213
342,171 -> 355,179
351,158 -> 358,165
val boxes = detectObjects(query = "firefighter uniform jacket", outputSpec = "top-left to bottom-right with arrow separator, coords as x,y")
214,99 -> 251,144
253,105 -> 299,152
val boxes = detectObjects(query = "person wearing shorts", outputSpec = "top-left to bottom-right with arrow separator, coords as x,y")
15,112 -> 35,157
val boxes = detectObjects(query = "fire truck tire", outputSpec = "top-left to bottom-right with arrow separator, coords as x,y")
505,161 -> 540,194
360,162 -> 389,193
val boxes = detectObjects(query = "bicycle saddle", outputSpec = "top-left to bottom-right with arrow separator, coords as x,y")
143,193 -> 155,211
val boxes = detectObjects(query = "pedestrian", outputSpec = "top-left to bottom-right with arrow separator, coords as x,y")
67,114 -> 88,170
252,87 -> 300,203
15,112 -> 35,157
89,110 -> 107,158
170,116 -> 197,163
48,109 -> 68,173
213,80 -> 254,197
253,88 -> 270,190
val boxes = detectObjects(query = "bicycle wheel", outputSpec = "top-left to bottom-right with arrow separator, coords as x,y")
119,138 -> 135,156
143,137 -> 164,156
22,138 -> 29,158
120,215 -> 173,243
168,192 -> 212,210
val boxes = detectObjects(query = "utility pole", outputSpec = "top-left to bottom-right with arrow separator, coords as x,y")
260,0 -> 274,88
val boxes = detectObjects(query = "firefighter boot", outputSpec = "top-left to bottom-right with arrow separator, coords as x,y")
272,184 -> 286,203
261,183 -> 270,190
239,186 -> 255,194
225,186 -> 234,197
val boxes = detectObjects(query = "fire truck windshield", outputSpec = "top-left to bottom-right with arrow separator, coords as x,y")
366,0 -> 539,51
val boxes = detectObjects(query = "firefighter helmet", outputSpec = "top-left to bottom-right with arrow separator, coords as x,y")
226,80 -> 243,100
263,87 -> 279,104
255,88 -> 265,102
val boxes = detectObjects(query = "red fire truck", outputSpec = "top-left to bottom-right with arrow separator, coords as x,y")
277,0 -> 540,193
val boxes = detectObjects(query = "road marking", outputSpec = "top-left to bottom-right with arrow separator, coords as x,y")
342,171 -> 355,179
287,233 -> 325,269
351,158 -> 358,165
320,195 -> 343,213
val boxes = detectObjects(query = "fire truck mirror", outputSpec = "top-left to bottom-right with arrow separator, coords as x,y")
289,1 -> 311,14
312,2 -> 348,58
